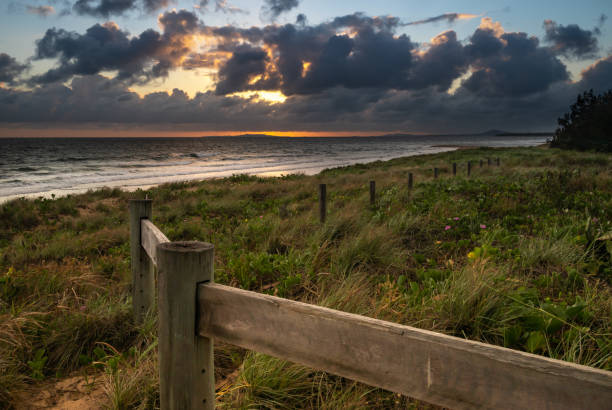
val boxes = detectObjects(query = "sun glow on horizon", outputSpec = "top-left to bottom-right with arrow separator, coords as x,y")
228,90 -> 288,104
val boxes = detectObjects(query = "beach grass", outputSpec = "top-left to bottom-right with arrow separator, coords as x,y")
0,145 -> 611,408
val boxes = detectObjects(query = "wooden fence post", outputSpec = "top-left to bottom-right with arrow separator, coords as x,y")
480,159 -> 483,168
488,158 -> 491,166
408,173 -> 413,189
496,157 -> 500,166
129,199 -> 154,324
467,161 -> 472,176
434,168 -> 439,179
369,180 -> 376,206
453,163 -> 457,176
157,241 -> 215,410
319,184 -> 326,223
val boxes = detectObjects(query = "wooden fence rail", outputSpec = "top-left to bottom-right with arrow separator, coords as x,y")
129,195 -> 612,409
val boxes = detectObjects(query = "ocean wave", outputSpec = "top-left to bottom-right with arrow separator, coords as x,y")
0,135 -> 547,202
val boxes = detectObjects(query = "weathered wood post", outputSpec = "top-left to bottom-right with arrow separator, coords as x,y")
480,159 -> 483,168
467,161 -> 472,176
369,180 -> 376,206
408,173 -> 413,189
496,157 -> 500,166
452,163 -> 457,176
434,168 -> 439,179
319,184 -> 326,223
487,157 -> 491,166
129,199 -> 154,324
157,241 -> 215,410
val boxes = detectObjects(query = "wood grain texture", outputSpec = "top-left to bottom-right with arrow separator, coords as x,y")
129,199 -> 153,324
198,283 -> 612,410
158,242 -> 215,410
141,219 -> 170,267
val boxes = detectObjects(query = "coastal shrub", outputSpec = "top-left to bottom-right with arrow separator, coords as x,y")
550,89 -> 612,152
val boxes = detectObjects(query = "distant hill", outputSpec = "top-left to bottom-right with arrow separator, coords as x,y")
214,131 -> 553,138
382,130 -> 552,138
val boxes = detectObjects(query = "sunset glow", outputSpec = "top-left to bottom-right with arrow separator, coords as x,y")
0,1 -> 610,135
228,90 -> 288,104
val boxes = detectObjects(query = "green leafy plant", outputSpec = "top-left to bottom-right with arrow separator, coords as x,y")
27,349 -> 47,381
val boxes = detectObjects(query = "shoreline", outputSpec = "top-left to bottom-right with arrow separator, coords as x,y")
0,146 -> 459,203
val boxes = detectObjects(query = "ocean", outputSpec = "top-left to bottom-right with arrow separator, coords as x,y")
0,135 -> 547,202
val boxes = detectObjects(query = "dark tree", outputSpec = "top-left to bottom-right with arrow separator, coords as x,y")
551,89 -> 612,152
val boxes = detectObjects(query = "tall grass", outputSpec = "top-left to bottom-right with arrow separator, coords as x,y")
0,145 -> 610,407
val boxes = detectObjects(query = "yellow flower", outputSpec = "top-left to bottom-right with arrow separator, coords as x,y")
435,240 -> 442,244
467,251 -> 476,260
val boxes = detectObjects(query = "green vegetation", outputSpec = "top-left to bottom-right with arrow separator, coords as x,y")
551,89 -> 612,152
0,146 -> 611,408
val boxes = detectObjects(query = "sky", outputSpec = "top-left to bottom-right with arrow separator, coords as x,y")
0,0 -> 611,137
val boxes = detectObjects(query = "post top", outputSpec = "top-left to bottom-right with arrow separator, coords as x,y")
129,198 -> 153,203
158,241 -> 214,253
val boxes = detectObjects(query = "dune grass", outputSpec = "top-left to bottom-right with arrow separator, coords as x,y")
0,146 -> 611,408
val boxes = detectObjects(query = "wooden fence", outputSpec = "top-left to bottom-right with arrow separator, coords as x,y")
129,164 -> 612,409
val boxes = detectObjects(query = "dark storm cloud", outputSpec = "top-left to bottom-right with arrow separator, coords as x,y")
262,0 -> 299,19
543,20 -> 601,58
579,55 -> 612,91
0,73 -> 580,133
211,12 -> 566,97
0,75 -> 276,129
404,12 -> 478,26
215,45 -> 280,95
30,10 -> 204,84
211,13 -> 414,95
462,28 -> 568,96
4,11 -> 611,134
406,31 -> 468,91
0,53 -> 29,84
26,5 -> 56,16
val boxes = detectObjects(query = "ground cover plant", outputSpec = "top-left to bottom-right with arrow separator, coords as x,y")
0,146 -> 611,408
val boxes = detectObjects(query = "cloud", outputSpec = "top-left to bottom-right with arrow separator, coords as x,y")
4,11 -> 610,134
0,72 -> 583,133
407,30 -> 468,91
30,10 -> 205,84
0,53 -> 29,84
262,0 -> 299,19
142,0 -> 171,13
196,0 -> 247,15
579,55 -> 612,91
26,5 -> 56,16
462,20 -> 568,96
72,0 -> 136,17
597,13 -> 608,27
543,20 -> 601,59
72,0 -> 170,17
215,45 -> 280,94
209,13 -> 414,95
404,12 -> 479,26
